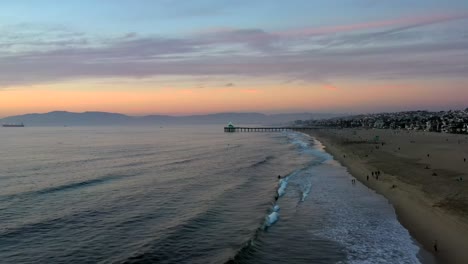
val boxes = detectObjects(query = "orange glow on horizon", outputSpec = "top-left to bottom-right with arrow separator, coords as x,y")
1,79 -> 467,117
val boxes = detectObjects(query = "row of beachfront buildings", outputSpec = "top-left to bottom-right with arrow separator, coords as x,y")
299,109 -> 468,134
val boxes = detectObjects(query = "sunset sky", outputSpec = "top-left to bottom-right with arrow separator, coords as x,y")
1,0 -> 468,117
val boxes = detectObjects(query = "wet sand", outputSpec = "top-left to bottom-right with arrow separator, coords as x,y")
306,128 -> 468,264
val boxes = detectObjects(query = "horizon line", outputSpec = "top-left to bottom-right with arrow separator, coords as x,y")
2,107 -> 468,120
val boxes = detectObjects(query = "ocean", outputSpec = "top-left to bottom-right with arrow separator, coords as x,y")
0,126 -> 434,263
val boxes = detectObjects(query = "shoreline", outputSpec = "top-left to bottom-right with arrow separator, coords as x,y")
304,129 -> 468,264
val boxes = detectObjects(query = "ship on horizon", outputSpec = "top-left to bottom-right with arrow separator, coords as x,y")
2,123 -> 25,127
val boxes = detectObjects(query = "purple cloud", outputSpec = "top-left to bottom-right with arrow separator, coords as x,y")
0,12 -> 468,87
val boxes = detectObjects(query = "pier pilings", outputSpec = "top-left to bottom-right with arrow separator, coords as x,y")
224,127 -> 317,132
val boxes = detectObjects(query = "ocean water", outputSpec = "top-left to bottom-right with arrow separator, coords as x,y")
0,126 -> 434,263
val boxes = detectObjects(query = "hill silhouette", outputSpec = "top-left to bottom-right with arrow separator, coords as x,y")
0,111 -> 343,126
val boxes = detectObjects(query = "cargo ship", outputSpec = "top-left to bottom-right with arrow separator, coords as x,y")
2,123 -> 25,127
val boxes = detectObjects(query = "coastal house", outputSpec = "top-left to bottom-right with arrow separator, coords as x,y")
374,120 -> 385,129
425,121 -> 432,132
303,109 -> 468,134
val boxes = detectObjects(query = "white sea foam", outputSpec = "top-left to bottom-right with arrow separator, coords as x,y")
272,205 -> 280,212
265,212 -> 279,227
300,180 -> 311,202
277,178 -> 288,197
285,131 -> 424,264
313,186 -> 422,264
285,132 -> 332,163
285,132 -> 310,150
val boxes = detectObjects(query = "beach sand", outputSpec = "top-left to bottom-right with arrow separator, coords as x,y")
306,128 -> 468,264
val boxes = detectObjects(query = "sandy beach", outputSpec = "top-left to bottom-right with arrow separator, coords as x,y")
306,128 -> 468,264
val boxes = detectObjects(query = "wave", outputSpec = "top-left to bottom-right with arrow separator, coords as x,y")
227,133 -> 318,263
0,175 -> 27,181
123,211 -> 221,263
36,175 -> 127,195
0,171 -> 140,201
23,144 -> 218,173
0,208 -> 111,239
225,170 -> 297,264
119,198 -> 248,263
277,178 -> 288,197
264,212 -> 279,227
272,205 -> 280,212
249,155 -> 274,168
118,166 -> 277,264
225,203 -> 279,264
285,131 -> 424,263
224,229 -> 263,264
113,160 -> 153,169
163,157 -> 199,166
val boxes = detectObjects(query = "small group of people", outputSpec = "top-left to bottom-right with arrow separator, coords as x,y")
371,170 -> 382,180
351,179 -> 356,184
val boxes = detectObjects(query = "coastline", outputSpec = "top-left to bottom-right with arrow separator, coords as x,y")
305,128 -> 468,264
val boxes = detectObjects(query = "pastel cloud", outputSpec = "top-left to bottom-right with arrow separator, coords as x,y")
0,11 -> 467,89
323,84 -> 338,91
277,12 -> 468,37
193,12 -> 468,50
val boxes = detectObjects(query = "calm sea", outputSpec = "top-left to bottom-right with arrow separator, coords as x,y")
0,126 -> 434,263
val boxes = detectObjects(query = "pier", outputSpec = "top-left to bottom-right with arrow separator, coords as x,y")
224,126 -> 317,132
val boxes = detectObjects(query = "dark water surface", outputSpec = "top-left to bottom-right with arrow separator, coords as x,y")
0,126 -> 434,263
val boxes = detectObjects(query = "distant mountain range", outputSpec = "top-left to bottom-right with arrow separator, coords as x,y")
0,111 -> 344,126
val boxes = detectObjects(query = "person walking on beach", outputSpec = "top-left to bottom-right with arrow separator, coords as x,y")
433,240 -> 438,253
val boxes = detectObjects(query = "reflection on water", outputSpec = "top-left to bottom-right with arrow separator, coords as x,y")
0,127 -> 433,263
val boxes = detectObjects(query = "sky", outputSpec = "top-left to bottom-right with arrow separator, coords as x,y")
1,0 -> 468,117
